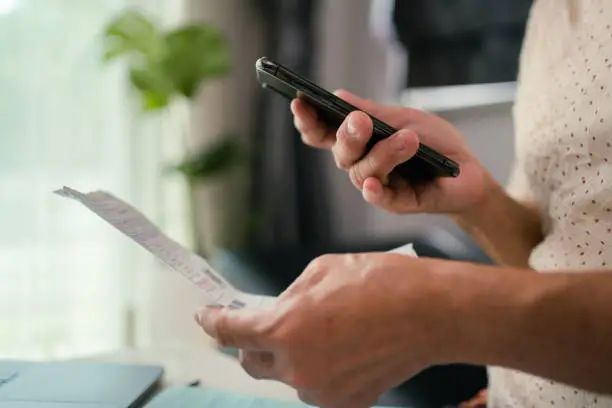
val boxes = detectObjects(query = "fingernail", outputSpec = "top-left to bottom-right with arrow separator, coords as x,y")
393,131 -> 409,150
347,116 -> 357,136
362,179 -> 380,202
195,305 -> 222,324
198,308 -> 223,335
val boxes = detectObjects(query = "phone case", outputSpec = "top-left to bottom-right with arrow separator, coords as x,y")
255,57 -> 460,183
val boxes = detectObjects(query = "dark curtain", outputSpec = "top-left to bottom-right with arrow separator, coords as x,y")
249,0 -> 331,249
392,0 -> 533,87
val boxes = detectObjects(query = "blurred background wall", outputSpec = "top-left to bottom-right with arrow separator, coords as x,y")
2,0 -> 529,365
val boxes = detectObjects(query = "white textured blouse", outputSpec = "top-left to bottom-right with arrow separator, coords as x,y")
492,0 -> 612,407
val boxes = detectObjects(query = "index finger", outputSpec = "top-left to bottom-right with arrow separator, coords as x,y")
195,307 -> 274,351
291,99 -> 335,149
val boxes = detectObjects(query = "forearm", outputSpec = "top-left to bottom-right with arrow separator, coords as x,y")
446,262 -> 612,394
451,174 -> 543,268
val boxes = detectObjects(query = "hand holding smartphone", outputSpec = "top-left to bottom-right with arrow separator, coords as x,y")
255,56 -> 460,183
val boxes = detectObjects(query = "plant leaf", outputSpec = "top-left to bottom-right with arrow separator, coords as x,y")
173,136 -> 244,180
141,89 -> 171,110
103,10 -> 165,63
129,67 -> 173,110
163,25 -> 231,98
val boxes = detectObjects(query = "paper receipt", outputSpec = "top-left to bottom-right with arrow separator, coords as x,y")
54,186 -> 418,310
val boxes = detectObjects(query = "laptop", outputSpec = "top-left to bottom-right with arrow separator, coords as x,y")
0,360 -> 163,408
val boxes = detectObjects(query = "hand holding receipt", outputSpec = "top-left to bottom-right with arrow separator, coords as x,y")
54,187 -> 484,408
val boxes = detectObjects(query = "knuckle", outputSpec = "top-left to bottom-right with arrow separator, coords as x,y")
401,107 -> 416,120
297,124 -> 324,148
349,163 -> 368,188
264,322 -> 289,348
305,255 -> 323,272
402,106 -> 423,122
257,314 -> 285,347
262,309 -> 298,348
306,254 -> 334,274
214,315 -> 234,347
367,136 -> 400,175
299,130 -> 316,146
345,252 -> 364,266
300,254 -> 336,289
318,253 -> 336,263
300,132 -> 316,148
331,143 -> 348,170
364,153 -> 379,175
266,330 -> 287,349
348,165 -> 360,187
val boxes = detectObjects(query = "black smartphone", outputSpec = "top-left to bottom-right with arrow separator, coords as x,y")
255,57 -> 460,182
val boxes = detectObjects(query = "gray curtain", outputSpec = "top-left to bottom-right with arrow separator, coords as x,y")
248,0 -> 332,249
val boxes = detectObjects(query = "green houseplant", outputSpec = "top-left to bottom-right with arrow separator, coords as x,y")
102,9 -> 248,255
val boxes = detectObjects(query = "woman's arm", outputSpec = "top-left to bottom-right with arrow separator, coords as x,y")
451,174 -> 543,268
449,262 -> 612,394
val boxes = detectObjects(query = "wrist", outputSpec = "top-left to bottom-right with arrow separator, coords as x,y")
435,261 -> 544,366
393,258 -> 502,365
448,169 -> 543,267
